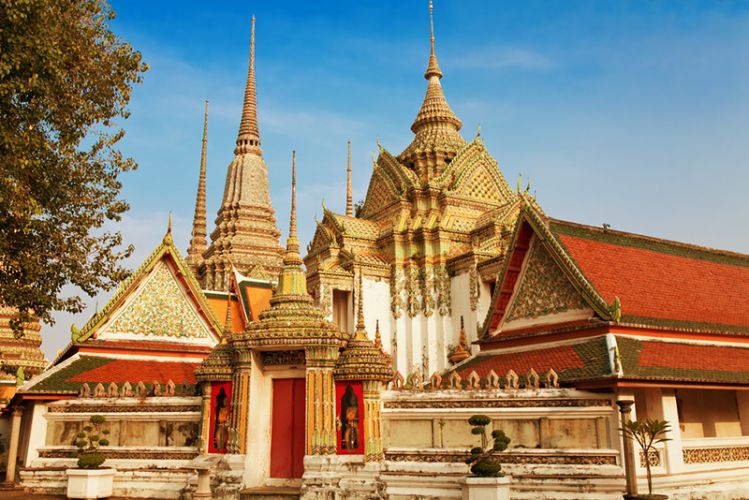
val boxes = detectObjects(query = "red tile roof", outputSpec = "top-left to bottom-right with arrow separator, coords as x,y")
68,359 -> 198,385
639,341 -> 749,373
616,336 -> 749,384
452,337 -> 611,384
554,222 -> 749,331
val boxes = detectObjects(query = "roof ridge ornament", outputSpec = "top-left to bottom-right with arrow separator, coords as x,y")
163,212 -> 173,245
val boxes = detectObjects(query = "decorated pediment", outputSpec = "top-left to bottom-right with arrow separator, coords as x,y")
442,141 -> 514,206
99,260 -> 216,343
502,239 -> 590,328
74,233 -> 223,346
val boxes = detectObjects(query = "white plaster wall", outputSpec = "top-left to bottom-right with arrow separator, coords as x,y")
23,402 -> 48,465
361,278 -> 391,352
244,351 -> 273,487
450,271 -> 483,355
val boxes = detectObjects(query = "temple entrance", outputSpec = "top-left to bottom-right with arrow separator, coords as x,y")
270,378 -> 306,478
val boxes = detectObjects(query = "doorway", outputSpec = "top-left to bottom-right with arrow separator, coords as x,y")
270,378 -> 306,478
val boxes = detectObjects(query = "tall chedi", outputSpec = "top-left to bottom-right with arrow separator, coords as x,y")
186,100 -> 209,277
200,17 -> 284,290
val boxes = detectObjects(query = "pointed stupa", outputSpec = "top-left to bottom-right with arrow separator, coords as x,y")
334,271 -> 393,382
186,100 -> 209,275
239,152 -> 347,349
398,0 -> 466,179
202,16 -> 284,291
345,140 -> 353,217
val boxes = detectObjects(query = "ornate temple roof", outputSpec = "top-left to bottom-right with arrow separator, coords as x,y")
0,306 -> 47,383
551,219 -> 749,333
239,152 -> 347,349
484,198 -> 749,338
72,221 -> 223,346
19,353 -> 201,395
196,294 -> 237,382
334,273 -> 393,382
398,0 -> 466,174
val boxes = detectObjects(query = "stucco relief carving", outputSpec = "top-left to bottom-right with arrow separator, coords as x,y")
505,242 -> 588,322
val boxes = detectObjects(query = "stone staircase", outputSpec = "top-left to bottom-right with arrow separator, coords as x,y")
239,486 -> 300,500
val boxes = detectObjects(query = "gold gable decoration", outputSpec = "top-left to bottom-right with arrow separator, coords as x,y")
504,239 -> 589,322
104,261 -> 212,339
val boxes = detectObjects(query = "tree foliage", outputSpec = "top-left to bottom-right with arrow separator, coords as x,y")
620,418 -> 671,496
0,0 -> 147,334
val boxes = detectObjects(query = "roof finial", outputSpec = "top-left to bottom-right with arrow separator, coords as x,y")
283,150 -> 301,263
235,16 -> 262,155
163,212 -> 173,245
186,100 -> 209,270
425,0 -> 443,79
345,140 -> 353,217
354,268 -> 368,340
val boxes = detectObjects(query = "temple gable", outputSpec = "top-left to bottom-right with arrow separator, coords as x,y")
99,260 -> 215,342
502,238 -> 591,330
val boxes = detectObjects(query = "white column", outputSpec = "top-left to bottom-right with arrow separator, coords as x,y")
736,391 -> 749,436
3,406 -> 23,484
660,389 -> 684,473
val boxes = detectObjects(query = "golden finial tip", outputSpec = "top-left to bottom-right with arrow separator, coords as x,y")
167,211 -> 172,233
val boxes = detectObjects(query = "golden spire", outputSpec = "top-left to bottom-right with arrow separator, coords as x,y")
345,140 -> 353,217
186,100 -> 209,271
274,150 -> 308,297
284,150 -> 301,262
235,16 -> 262,155
354,269 -> 368,340
374,319 -> 383,351
425,0 -> 443,79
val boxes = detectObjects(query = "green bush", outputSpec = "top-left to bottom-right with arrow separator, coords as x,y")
465,414 -> 510,477
72,415 -> 110,469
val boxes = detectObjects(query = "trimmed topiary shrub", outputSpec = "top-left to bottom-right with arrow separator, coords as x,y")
465,414 -> 510,477
73,415 -> 110,469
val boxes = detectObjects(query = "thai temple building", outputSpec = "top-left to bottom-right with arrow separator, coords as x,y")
2,4 -> 749,500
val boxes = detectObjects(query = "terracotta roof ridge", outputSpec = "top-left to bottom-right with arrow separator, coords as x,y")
550,218 -> 749,265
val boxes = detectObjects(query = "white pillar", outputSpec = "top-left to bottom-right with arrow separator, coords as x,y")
3,406 -> 23,484
660,389 -> 684,473
736,391 -> 749,436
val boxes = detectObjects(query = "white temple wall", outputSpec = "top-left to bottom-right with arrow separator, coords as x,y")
243,351 -> 273,487
449,271 -> 492,356
361,277 -> 391,350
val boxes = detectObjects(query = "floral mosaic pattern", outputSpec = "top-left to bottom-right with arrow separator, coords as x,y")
105,261 -> 210,339
505,241 -> 588,322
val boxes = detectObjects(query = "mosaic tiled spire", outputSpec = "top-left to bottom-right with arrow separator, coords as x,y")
186,100 -> 209,276
346,140 -> 353,217
202,16 -> 284,290
239,151 -> 346,348
399,0 -> 466,179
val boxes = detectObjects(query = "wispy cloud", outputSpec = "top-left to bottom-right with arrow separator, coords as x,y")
451,46 -> 555,71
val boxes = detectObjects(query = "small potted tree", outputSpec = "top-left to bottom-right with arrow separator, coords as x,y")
459,415 -> 511,500
66,415 -> 115,499
620,419 -> 670,500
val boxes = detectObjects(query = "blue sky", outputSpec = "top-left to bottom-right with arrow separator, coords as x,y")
42,1 -> 749,357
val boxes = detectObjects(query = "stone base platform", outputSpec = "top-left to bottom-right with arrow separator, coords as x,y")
240,486 -> 301,500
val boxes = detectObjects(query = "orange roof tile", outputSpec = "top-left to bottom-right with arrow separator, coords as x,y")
553,221 -> 749,331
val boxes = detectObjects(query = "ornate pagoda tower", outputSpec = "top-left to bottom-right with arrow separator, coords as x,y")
305,2 -> 521,377
198,17 -> 284,290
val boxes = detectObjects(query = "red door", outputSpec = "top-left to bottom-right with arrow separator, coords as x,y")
270,378 -> 306,478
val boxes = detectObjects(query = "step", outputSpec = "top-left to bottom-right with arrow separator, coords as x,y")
239,486 -> 300,500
